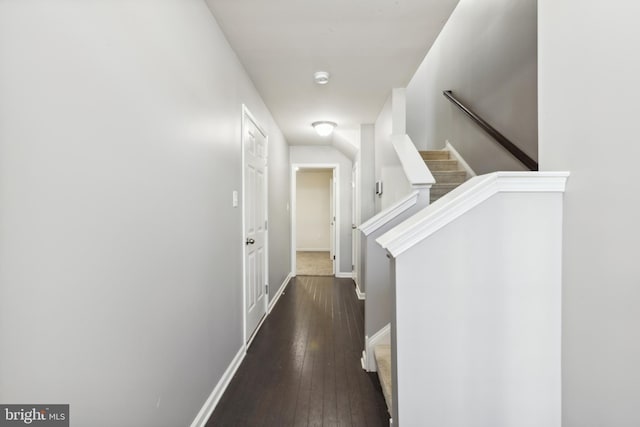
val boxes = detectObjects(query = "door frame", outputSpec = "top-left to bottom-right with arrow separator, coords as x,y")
290,163 -> 340,276
351,162 -> 359,285
241,105 -> 269,345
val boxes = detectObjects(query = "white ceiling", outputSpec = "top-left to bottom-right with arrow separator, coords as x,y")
205,0 -> 460,146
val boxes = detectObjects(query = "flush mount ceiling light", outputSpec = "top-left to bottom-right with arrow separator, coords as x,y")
312,121 -> 337,137
313,71 -> 330,85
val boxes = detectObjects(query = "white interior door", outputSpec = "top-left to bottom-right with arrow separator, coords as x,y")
243,111 -> 267,342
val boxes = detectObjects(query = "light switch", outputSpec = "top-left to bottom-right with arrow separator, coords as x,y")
232,191 -> 238,207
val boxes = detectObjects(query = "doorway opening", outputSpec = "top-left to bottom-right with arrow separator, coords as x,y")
291,164 -> 339,276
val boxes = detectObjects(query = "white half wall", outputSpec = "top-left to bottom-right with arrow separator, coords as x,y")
539,0 -> 640,425
405,0 -> 538,174
296,169 -> 332,251
360,191 -> 429,373
0,2 -> 290,426
392,191 -> 563,426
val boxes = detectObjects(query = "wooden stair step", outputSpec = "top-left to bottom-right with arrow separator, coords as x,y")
431,183 -> 459,197
425,159 -> 458,171
431,183 -> 460,203
374,344 -> 393,414
426,149 -> 468,203
419,150 -> 450,160
432,170 -> 466,184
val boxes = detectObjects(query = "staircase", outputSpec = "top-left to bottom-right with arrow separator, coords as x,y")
420,150 -> 467,203
374,344 -> 393,415
371,150 -> 465,419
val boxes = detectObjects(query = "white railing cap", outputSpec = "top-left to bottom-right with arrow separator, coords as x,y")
376,171 -> 570,257
392,134 -> 435,188
359,191 -> 420,236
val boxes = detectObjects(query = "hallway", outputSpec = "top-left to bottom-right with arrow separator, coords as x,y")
207,276 -> 389,426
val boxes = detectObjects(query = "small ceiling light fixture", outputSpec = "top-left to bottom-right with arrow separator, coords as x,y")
312,121 -> 337,137
314,71 -> 330,85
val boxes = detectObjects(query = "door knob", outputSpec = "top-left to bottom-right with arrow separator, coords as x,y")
246,238 -> 255,245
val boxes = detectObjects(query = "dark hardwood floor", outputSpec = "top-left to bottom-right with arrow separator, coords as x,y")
207,276 -> 390,427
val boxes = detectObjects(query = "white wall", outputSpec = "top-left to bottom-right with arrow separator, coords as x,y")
375,94 -> 395,213
358,124 -> 376,292
332,129 -> 359,161
406,0 -> 537,174
267,114 -> 293,301
0,2 -> 290,426
359,125 -> 377,227
539,1 -> 640,425
380,167 -> 411,211
290,146 -> 352,275
375,90 -> 413,212
296,170 -> 332,251
392,191 -> 563,426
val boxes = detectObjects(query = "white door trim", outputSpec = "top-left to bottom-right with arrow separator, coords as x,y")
291,163 -> 340,276
241,104 -> 269,345
351,163 -> 359,284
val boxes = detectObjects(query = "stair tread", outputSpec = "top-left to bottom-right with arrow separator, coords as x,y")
374,344 -> 393,414
419,150 -> 450,160
425,159 -> 459,171
423,149 -> 467,203
431,188 -> 456,197
432,170 -> 466,184
432,183 -> 460,190
430,182 -> 463,203
425,159 -> 458,164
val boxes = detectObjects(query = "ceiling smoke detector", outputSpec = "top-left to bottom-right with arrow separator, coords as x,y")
314,71 -> 330,85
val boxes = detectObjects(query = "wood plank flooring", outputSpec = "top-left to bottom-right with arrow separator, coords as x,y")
207,276 -> 390,427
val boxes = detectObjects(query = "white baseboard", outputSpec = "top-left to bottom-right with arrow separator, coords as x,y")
361,350 -> 367,370
445,140 -> 476,178
354,283 -> 365,300
335,272 -> 353,279
190,275 -> 294,427
268,272 -> 293,313
365,323 -> 391,372
247,312 -> 267,348
190,346 -> 246,427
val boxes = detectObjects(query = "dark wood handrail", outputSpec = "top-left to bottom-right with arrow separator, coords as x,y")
443,90 -> 538,171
